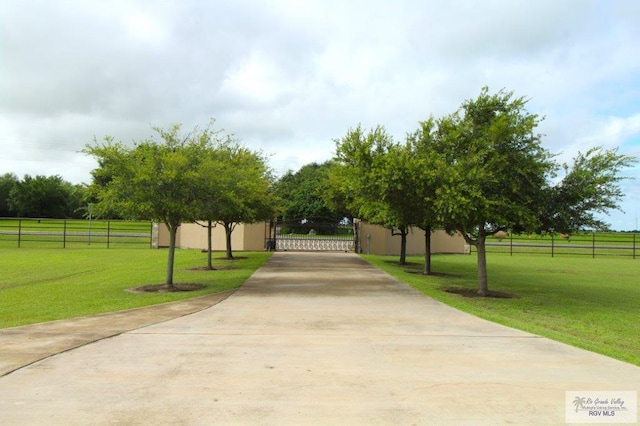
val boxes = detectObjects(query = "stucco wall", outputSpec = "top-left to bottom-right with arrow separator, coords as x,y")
358,223 -> 466,255
156,224 -> 178,248
178,223 -> 210,249
157,221 -> 466,255
242,222 -> 268,251
432,230 -> 470,254
157,222 -> 267,251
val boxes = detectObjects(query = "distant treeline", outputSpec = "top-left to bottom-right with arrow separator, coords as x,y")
0,173 -> 95,219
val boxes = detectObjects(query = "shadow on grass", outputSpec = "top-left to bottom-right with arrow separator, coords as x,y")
383,260 -> 422,267
187,265 -> 238,271
442,286 -> 519,299
198,250 -> 249,260
404,269 -> 463,278
126,283 -> 206,293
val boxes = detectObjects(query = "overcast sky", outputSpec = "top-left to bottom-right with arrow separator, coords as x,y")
2,0 -> 639,229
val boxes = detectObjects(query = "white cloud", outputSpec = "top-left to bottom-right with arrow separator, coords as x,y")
579,114 -> 640,148
1,0 -> 639,227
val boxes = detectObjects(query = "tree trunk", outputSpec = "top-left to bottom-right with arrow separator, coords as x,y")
224,222 -> 233,259
165,224 -> 178,289
399,228 -> 407,265
423,226 -> 432,275
206,220 -> 215,270
476,230 -> 488,296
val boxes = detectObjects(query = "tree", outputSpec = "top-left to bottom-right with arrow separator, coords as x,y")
405,118 -> 445,274
191,136 -> 276,265
332,125 -> 414,264
84,123 -> 213,289
213,146 -> 276,259
191,132 -> 239,270
85,157 -> 125,219
193,158 -> 228,270
0,173 -> 19,217
539,147 -> 635,234
372,140 -> 416,266
8,174 -> 81,218
436,88 -> 555,296
274,161 -> 347,221
65,182 -> 88,219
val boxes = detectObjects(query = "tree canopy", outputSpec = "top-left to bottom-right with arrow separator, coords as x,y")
435,87 -> 556,295
209,145 -> 276,259
85,124 -> 207,288
84,121 -> 275,287
7,174 -> 85,219
0,173 -> 19,217
540,147 -> 635,234
405,118 -> 445,274
331,122 -> 445,270
274,161 -> 348,221
332,125 -> 415,264
331,87 -> 635,295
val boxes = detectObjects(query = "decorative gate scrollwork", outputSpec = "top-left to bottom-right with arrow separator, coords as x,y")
265,217 -> 358,252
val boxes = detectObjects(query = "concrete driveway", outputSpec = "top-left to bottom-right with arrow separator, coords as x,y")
1,252 -> 638,425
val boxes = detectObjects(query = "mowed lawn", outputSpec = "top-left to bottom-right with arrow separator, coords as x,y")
363,253 -> 640,366
0,248 -> 271,328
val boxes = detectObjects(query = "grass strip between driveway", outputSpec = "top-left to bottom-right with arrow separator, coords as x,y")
362,253 -> 640,367
0,248 -> 271,328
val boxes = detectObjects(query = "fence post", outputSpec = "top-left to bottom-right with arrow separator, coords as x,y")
63,220 -> 67,248
150,222 -> 153,249
510,231 -> 513,256
551,233 -> 554,258
18,219 -> 22,248
87,205 -> 92,245
107,221 -> 111,248
592,231 -> 596,259
634,234 -> 636,260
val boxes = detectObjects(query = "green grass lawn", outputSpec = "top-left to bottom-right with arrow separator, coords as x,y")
0,248 -> 271,328
363,253 -> 640,366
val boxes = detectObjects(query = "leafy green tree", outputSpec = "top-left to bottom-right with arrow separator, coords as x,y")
540,147 -> 635,233
332,125 -> 413,264
8,174 -> 81,218
65,183 -> 88,219
85,157 -> 124,219
193,149 -> 231,270
274,162 -> 346,220
213,146 -> 276,259
331,88 -> 635,294
372,141 -> 416,265
84,123 -> 213,289
436,88 -> 555,296
405,118 -> 445,274
0,173 -> 19,217
192,135 -> 275,264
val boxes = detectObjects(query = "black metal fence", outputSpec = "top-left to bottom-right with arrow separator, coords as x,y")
0,218 -> 153,248
481,232 -> 639,258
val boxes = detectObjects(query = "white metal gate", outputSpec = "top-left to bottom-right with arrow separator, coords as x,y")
265,218 -> 357,252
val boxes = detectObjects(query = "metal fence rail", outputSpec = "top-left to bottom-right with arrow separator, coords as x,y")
481,232 -> 638,258
0,218 -> 153,248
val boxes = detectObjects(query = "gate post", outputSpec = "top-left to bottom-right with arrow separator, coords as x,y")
265,219 -> 277,251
